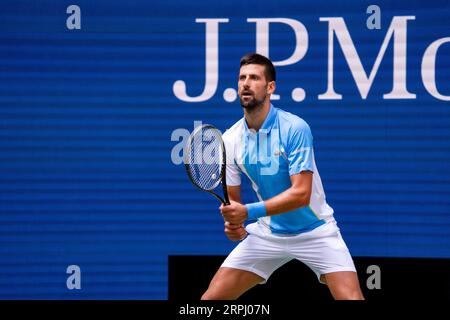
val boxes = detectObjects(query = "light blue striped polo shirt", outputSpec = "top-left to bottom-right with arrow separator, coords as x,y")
223,104 -> 334,234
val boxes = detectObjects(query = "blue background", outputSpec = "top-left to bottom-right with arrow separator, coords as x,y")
0,0 -> 449,298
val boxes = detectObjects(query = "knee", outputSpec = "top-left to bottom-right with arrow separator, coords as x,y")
201,289 -> 232,300
200,288 -> 238,300
200,290 -> 215,300
334,287 -> 365,300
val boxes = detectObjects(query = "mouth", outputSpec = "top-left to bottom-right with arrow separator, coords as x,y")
240,91 -> 253,98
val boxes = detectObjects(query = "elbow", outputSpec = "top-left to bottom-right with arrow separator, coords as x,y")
299,197 -> 310,208
292,189 -> 311,208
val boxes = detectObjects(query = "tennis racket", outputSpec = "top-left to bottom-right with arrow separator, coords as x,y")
184,124 -> 230,205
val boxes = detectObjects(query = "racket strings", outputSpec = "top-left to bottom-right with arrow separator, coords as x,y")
187,127 -> 223,191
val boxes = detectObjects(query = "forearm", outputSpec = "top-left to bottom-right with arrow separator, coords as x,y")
222,173 -> 312,223
245,172 -> 313,220
264,186 -> 310,216
245,187 -> 310,221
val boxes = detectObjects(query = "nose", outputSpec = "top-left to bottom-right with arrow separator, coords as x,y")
242,76 -> 250,88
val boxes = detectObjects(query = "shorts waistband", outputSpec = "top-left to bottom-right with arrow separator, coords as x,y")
257,216 -> 335,237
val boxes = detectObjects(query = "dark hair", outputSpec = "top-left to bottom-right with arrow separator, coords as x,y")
240,53 -> 276,82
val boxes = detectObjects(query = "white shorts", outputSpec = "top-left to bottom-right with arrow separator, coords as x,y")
221,218 -> 356,284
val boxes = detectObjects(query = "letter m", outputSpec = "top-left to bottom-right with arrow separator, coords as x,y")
319,16 -> 416,100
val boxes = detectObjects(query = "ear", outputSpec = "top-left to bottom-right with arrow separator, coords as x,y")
267,81 -> 276,95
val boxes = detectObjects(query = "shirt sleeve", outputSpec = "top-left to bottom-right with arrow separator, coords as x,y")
223,132 -> 241,186
286,119 -> 314,176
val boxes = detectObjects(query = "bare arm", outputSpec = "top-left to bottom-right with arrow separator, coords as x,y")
227,185 -> 242,204
264,171 -> 312,216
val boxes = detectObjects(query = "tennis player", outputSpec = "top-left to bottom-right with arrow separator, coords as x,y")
201,53 -> 364,300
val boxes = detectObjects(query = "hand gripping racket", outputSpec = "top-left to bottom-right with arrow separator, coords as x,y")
184,124 -> 230,205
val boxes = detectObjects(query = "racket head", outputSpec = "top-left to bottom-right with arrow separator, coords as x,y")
184,124 -> 226,194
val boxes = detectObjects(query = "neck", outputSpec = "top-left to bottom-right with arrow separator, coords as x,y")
244,100 -> 271,131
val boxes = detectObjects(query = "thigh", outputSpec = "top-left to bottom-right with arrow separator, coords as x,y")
323,271 -> 364,300
202,267 -> 264,300
221,232 -> 292,283
288,221 -> 357,283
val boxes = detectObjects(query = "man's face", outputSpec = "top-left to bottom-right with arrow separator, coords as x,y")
238,64 -> 274,110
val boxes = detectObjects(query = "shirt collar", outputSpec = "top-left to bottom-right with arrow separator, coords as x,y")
243,104 -> 277,134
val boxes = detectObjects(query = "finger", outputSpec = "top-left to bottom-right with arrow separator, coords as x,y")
223,217 -> 238,225
235,232 -> 245,240
224,216 -> 241,225
232,222 -> 245,229
220,205 -> 233,213
238,228 -> 248,238
225,221 -> 241,226
228,233 -> 243,241
229,223 -> 243,230
230,222 -> 244,227
225,226 -> 243,235
225,231 -> 239,240
230,229 -> 247,241
221,211 -> 234,220
225,223 -> 242,230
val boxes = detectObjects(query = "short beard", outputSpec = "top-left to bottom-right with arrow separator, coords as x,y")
240,96 -> 265,112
